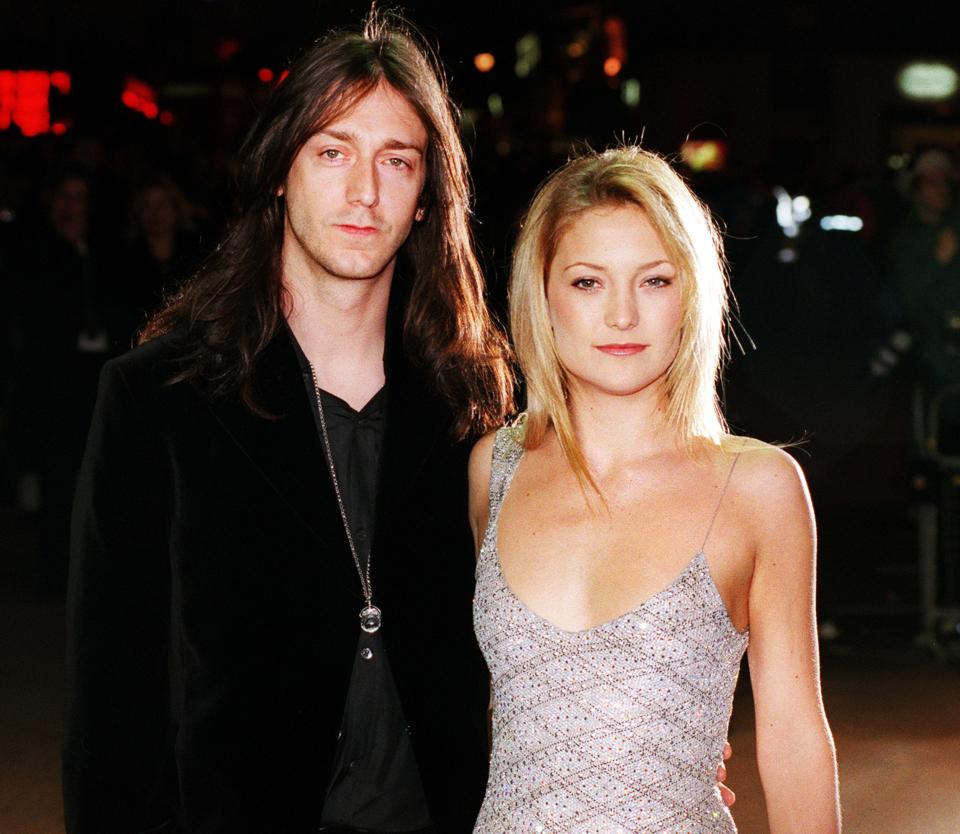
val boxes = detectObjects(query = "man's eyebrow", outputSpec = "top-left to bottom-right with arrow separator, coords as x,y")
315,129 -> 425,154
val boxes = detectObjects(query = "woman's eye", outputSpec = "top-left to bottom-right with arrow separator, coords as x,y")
321,149 -> 343,159
645,276 -> 671,288
573,278 -> 600,289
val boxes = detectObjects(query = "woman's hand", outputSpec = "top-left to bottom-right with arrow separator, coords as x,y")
717,740 -> 735,807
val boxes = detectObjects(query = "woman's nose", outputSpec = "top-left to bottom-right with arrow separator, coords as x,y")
605,288 -> 639,330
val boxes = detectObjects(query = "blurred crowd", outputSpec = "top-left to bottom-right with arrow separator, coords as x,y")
0,133 -> 223,592
0,127 -> 958,622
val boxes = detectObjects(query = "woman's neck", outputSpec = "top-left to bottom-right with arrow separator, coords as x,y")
565,385 -> 680,478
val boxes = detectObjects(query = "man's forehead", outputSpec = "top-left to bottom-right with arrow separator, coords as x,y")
312,82 -> 429,148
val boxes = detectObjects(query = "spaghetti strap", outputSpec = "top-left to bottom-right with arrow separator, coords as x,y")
700,451 -> 742,552
485,425 -> 525,525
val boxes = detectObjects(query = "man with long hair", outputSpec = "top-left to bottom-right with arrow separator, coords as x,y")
64,12 -> 513,834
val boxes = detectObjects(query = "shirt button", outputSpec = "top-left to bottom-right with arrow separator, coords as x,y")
360,647 -> 373,660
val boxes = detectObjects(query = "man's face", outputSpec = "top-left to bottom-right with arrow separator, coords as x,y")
280,82 -> 429,289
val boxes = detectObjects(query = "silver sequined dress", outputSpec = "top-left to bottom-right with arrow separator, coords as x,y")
473,427 -> 749,834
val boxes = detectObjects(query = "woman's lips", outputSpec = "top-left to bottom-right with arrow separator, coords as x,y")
594,343 -> 648,356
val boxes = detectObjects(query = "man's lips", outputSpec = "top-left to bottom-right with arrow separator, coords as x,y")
335,224 -> 380,236
594,343 -> 648,356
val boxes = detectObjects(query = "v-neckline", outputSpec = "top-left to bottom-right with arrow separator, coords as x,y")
486,433 -> 747,638
492,544 -> 711,636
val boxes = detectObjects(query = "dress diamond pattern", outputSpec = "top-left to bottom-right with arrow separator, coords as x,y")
473,427 -> 749,834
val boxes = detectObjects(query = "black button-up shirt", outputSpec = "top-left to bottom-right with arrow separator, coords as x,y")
294,343 -> 431,832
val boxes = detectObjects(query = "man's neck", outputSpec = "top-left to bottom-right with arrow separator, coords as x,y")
284,269 -> 392,411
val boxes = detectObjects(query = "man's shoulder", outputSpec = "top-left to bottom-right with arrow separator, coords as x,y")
102,331 -> 191,397
116,330 -> 185,363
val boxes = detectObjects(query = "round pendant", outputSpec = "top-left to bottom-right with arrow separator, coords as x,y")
359,605 -> 382,633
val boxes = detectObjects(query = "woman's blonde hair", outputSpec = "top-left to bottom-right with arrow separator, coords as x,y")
510,145 -> 731,488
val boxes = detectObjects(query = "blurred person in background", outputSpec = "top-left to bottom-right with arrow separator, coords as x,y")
889,148 -> 960,408
8,166 -> 115,593
113,173 -> 202,345
0,161 -> 19,499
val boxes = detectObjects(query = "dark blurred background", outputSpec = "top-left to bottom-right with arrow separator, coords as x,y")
1,1 -> 959,831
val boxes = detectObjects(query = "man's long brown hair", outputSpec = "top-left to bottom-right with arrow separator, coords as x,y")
142,10 -> 514,439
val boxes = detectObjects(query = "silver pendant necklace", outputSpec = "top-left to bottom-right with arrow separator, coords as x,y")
309,363 -> 382,634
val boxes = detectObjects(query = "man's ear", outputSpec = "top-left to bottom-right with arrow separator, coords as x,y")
414,206 -> 425,222
276,185 -> 285,197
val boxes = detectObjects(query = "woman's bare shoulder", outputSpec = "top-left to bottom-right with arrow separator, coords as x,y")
732,443 -> 809,503
468,429 -> 499,489
718,440 -> 814,550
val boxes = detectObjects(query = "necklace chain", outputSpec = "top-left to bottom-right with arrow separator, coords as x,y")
308,364 -> 374,610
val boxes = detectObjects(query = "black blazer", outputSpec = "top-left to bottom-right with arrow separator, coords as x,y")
64,322 -> 490,833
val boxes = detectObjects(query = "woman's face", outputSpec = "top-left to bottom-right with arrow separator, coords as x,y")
545,203 -> 683,401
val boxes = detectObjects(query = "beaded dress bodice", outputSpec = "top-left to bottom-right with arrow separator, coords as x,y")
473,427 -> 749,834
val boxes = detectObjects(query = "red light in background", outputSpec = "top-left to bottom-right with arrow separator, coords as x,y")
15,71 -> 50,136
49,71 -> 71,94
159,110 -> 175,126
0,72 -> 16,131
257,67 -> 274,83
278,70 -> 289,85
0,70 -> 71,137
123,77 -> 156,104
217,38 -> 242,63
121,77 -> 163,121
52,121 -> 67,135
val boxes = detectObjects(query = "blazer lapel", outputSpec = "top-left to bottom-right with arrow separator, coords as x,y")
374,281 -> 449,543
370,295 -> 451,628
379,356 -> 447,505
203,327 -> 359,593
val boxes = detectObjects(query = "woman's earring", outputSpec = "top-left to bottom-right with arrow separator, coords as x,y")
414,207 -> 425,222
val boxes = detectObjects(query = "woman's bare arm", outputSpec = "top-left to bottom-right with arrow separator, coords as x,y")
744,448 -> 841,833
468,430 -> 497,556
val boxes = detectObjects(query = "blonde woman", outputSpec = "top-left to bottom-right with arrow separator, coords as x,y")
469,147 -> 840,833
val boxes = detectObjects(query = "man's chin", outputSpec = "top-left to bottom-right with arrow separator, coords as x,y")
323,257 -> 397,284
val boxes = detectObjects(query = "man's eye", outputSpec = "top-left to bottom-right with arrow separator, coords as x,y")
321,149 -> 343,159
385,157 -> 410,168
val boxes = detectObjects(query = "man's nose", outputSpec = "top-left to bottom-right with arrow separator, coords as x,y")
346,158 -> 379,208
